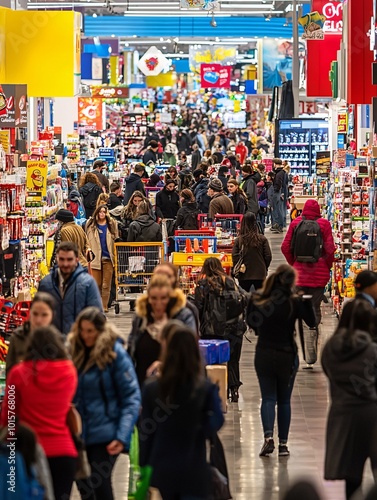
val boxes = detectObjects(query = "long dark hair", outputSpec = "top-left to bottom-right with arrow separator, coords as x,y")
87,204 -> 117,237
24,325 -> 68,361
122,190 -> 147,220
75,307 -> 107,334
239,212 -> 262,248
200,257 -> 227,291
252,264 -> 296,307
159,321 -> 203,401
338,299 -> 375,335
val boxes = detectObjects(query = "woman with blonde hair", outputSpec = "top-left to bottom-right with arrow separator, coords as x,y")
85,204 -> 119,312
128,274 -> 196,386
79,172 -> 102,218
227,178 -> 248,215
96,192 -> 110,208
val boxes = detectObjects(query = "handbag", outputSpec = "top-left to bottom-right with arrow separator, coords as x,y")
66,406 -> 91,480
233,245 -> 246,278
128,427 -> 153,500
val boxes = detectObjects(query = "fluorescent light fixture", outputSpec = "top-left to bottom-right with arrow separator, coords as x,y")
121,39 -> 248,45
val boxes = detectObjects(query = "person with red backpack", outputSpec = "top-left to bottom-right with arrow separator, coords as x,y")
281,199 -> 335,325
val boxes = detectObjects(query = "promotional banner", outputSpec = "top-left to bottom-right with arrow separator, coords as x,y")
78,98 -> 105,131
337,113 -> 348,133
298,11 -> 326,40
0,129 -> 10,153
189,45 -> 237,74
138,46 -> 169,76
0,84 -> 27,128
26,160 -> 48,198
180,0 -> 219,9
91,86 -> 129,98
200,64 -> 231,88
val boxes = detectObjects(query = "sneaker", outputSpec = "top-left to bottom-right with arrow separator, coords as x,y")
270,224 -> 279,232
278,444 -> 290,456
259,438 -> 275,457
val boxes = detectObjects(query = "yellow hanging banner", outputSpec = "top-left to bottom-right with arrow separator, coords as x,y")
26,160 -> 48,198
0,130 -> 10,153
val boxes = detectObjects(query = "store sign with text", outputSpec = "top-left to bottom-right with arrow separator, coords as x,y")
200,64 -> 231,88
338,112 -> 348,133
78,98 -> 105,131
0,85 -> 28,128
322,1 -> 342,34
26,160 -> 48,199
91,86 -> 129,99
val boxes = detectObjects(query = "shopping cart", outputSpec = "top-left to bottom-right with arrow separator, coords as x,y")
113,242 -> 165,314
198,214 -> 243,253
173,232 -> 217,253
172,252 -> 233,295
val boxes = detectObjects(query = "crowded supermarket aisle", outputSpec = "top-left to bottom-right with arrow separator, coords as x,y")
68,231 -> 373,500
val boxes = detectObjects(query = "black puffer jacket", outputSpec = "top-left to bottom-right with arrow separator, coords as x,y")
79,182 -> 102,218
175,202 -> 200,230
124,173 -> 146,205
127,215 -> 162,242
156,189 -> 180,219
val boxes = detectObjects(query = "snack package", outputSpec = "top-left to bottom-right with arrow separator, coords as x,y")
352,191 -> 361,202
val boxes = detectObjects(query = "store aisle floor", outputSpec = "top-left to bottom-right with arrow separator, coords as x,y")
71,231 -> 374,500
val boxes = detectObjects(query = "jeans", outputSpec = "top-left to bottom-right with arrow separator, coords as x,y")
254,346 -> 298,441
239,279 -> 264,293
76,443 -> 119,500
92,258 -> 114,311
298,286 -> 324,325
271,192 -> 284,228
48,456 -> 77,500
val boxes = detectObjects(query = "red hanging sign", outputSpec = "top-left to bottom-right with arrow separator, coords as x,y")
200,64 -> 231,88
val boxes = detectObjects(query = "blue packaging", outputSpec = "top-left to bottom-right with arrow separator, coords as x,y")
198,340 -> 217,365
199,340 -> 230,364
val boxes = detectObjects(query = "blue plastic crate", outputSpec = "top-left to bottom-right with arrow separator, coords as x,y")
199,340 -> 217,365
199,339 -> 230,364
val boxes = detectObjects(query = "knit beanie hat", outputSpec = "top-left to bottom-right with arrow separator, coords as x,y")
56,209 -> 74,223
208,178 -> 223,192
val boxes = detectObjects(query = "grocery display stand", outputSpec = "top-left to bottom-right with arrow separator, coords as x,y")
174,232 -> 217,253
198,214 -> 242,253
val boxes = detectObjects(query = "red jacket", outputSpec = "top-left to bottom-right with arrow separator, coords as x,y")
1,359 -> 78,458
281,199 -> 335,288
235,144 -> 248,165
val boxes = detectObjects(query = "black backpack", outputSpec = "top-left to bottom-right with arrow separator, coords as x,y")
180,209 -> 199,230
290,216 -> 323,263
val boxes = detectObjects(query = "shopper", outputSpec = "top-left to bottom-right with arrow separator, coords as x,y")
178,163 -> 194,191
128,200 -> 162,242
270,158 -> 285,233
265,171 -> 275,225
143,139 -> 159,165
165,166 -> 179,184
1,325 -> 78,500
322,300 -> 377,499
240,163 -> 259,215
124,163 -> 146,205
281,199 -> 335,325
191,143 -> 202,170
91,159 -> 109,192
247,264 -> 316,457
236,141 -> 248,165
67,307 -> 141,500
146,172 -> 163,188
120,190 -> 149,240
227,178 -> 248,215
174,188 -> 200,230
38,241 -> 103,335
85,205 -> 119,313
155,179 -> 180,220
96,192 -> 110,208
232,212 -> 272,292
128,274 -> 196,386
50,208 -> 90,269
108,181 -> 123,210
207,178 -> 234,220
5,292 -> 55,376
195,257 -> 246,402
218,166 -> 229,193
79,172 -> 103,219
193,170 -> 211,214
139,321 -> 224,499
163,142 -> 178,166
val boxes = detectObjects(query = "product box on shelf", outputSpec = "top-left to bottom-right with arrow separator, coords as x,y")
206,364 -> 227,413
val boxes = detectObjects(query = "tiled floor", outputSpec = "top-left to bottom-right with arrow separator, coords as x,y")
71,230 -> 374,500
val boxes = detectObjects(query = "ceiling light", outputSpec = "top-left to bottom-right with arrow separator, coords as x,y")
162,46 -> 167,49
173,37 -> 179,43
132,35 -> 137,38
124,42 -> 129,47
92,13 -> 97,17
160,37 -> 164,41
167,39 -> 171,43
111,34 -> 115,37
179,50 -> 184,54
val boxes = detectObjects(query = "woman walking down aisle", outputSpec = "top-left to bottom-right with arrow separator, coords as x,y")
227,178 -> 248,215
247,265 -> 316,457
195,257 -> 247,403
140,321 -> 224,500
1,326 -> 78,500
322,299 -> 377,500
85,204 -> 119,312
232,212 -> 272,292
68,307 -> 140,500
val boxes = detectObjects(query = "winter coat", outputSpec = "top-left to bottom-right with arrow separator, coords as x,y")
162,152 -> 177,166
127,214 -> 162,242
175,201 -> 200,230
68,326 -> 141,450
194,177 -> 211,214
79,182 -> 102,218
208,192 -> 234,220
177,133 -> 192,154
241,174 -> 259,215
51,221 -> 89,269
218,174 -> 229,194
273,167 -> 285,193
229,192 -> 247,215
322,329 -> 377,480
124,173 -> 146,205
178,169 -> 194,191
232,235 -> 272,280
38,264 -> 103,335
142,149 -> 157,165
5,323 -> 31,376
140,379 -> 224,499
128,289 -> 196,386
281,199 -> 335,288
108,192 -> 123,210
191,149 -> 202,170
85,218 -> 119,269
235,144 -> 248,164
156,188 -> 180,219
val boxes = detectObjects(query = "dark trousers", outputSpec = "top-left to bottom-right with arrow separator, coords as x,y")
76,444 -> 119,500
298,286 -> 324,325
239,279 -> 264,293
47,456 -> 77,500
254,347 -> 298,442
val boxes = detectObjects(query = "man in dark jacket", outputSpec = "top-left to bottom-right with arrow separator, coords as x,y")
207,178 -> 234,220
108,181 -> 123,210
156,180 -> 180,220
92,159 -> 109,192
143,127 -> 160,149
142,140 -> 158,165
270,158 -> 286,232
193,172 -> 211,214
38,241 -> 102,335
191,144 -> 202,171
218,166 -> 229,194
124,164 -> 146,205
241,164 -> 259,215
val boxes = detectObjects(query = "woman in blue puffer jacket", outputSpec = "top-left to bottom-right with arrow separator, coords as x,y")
67,307 -> 141,500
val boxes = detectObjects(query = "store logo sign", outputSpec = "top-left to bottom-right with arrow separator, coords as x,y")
200,64 -> 231,88
322,1 -> 343,34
